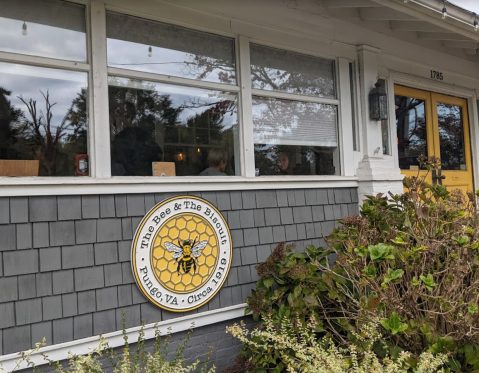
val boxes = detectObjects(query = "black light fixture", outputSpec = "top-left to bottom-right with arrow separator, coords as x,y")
369,78 -> 388,121
474,13 -> 479,31
442,1 -> 448,19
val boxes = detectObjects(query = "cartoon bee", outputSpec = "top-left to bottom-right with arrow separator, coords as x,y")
164,238 -> 208,275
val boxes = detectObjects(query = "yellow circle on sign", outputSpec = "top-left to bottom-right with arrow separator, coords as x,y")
150,213 -> 219,294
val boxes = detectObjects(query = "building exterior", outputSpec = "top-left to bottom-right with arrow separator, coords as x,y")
0,0 -> 478,371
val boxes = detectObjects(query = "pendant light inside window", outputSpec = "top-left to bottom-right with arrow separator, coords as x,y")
148,46 -> 152,57
22,21 -> 27,36
442,1 -> 448,19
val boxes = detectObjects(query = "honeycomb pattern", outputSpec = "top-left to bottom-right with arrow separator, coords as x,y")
150,213 -> 218,293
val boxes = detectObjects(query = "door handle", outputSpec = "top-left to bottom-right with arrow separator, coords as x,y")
432,170 -> 445,185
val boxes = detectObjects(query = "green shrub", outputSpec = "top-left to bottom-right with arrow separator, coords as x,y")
7,320 -> 215,373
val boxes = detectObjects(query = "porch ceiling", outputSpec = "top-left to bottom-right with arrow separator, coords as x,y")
319,0 -> 479,62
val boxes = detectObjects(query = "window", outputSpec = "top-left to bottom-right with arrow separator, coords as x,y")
0,0 -> 87,61
0,0 -> 89,177
106,12 -> 240,177
250,44 -> 339,176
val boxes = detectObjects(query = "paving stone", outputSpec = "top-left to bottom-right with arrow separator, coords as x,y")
33,222 -> 49,248
0,225 -> 15,251
16,223 -> 32,250
118,284 -> 133,307
116,304 -> 141,329
52,270 -> 74,294
53,318 -> 73,344
258,227 -> 273,245
10,197 -> 28,223
49,221 -> 75,246
216,192 -> 231,211
32,321 -> 52,346
241,191 -> 256,209
121,218 -> 133,240
0,302 -> 15,328
42,295 -> 62,321
230,230 -> 243,248
100,195 -> 116,218
82,196 -> 100,219
0,277 -> 18,302
229,191 -> 242,210
272,226 -> 286,242
255,190 -> 277,208
226,210 -> 240,229
279,207 -> 294,225
16,298 -> 42,325
276,190 -> 288,207
78,290 -> 96,314
253,209 -> 265,227
243,228 -> 259,246
57,196 -> 82,220
115,195 -> 128,217
105,263 -> 123,287
0,198 -> 9,224
316,189 -> 329,205
75,220 -> 97,244
241,246 -> 257,265
29,196 -> 57,222
220,287 -> 233,307
62,244 -> 94,269
75,267 -> 105,291
239,210 -> 254,228
293,206 -> 313,223
18,274 -> 36,300
39,247 -> 61,272
62,293 -> 78,317
93,309 -> 116,334
3,325 -> 31,354
312,205 -> 325,222
97,218 -> 122,242
94,242 -> 118,265
74,314 -> 93,339
127,195 -> 145,216
140,302 -> 162,324
4,249 -> 38,276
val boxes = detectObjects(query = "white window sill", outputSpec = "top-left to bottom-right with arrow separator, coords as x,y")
0,175 -> 359,196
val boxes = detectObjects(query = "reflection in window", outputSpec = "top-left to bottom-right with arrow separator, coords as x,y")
0,0 -> 87,62
395,95 -> 427,170
106,12 -> 236,84
252,97 -> 339,176
250,44 -> 336,98
108,77 -> 238,177
0,63 -> 88,176
437,103 -> 466,171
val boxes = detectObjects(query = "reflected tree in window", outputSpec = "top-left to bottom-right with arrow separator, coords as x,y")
0,87 -> 23,159
437,103 -> 465,170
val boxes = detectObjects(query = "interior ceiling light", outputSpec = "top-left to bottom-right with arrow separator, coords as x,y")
22,21 -> 27,35
148,46 -> 152,57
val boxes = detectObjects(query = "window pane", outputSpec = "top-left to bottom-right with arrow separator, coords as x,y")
106,12 -> 236,85
108,77 -> 239,177
0,0 -> 87,61
252,96 -> 339,176
395,95 -> 427,170
0,62 -> 88,176
437,103 -> 466,171
250,44 -> 336,98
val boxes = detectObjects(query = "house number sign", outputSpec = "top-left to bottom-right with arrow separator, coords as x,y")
430,70 -> 444,81
131,196 -> 232,312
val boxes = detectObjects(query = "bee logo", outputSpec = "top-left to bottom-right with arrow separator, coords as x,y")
164,238 -> 208,275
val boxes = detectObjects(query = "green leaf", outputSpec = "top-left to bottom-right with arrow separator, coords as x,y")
420,274 -> 437,291
263,278 -> 274,288
454,235 -> 470,247
380,312 -> 408,335
411,276 -> 420,286
368,243 -> 395,261
362,266 -> 376,279
469,304 -> 479,315
387,268 -> 404,282
304,295 -> 319,307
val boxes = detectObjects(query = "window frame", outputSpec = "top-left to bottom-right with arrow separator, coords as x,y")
0,0 -> 360,193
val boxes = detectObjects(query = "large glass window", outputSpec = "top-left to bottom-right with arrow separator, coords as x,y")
106,12 -> 236,84
0,63 -> 88,176
106,13 -> 239,177
0,0 -> 87,62
250,44 -> 339,176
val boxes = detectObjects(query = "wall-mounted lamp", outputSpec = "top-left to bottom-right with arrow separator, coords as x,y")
369,78 -> 388,121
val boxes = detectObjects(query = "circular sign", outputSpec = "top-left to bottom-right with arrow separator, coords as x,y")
131,196 -> 232,312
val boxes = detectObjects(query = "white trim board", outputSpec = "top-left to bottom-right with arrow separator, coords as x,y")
0,304 -> 249,372
0,176 -> 359,197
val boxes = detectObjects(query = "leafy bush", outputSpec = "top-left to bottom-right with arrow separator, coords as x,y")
7,319 -> 215,373
227,315 -> 448,373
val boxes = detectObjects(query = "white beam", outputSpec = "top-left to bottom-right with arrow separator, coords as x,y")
417,32 -> 472,41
